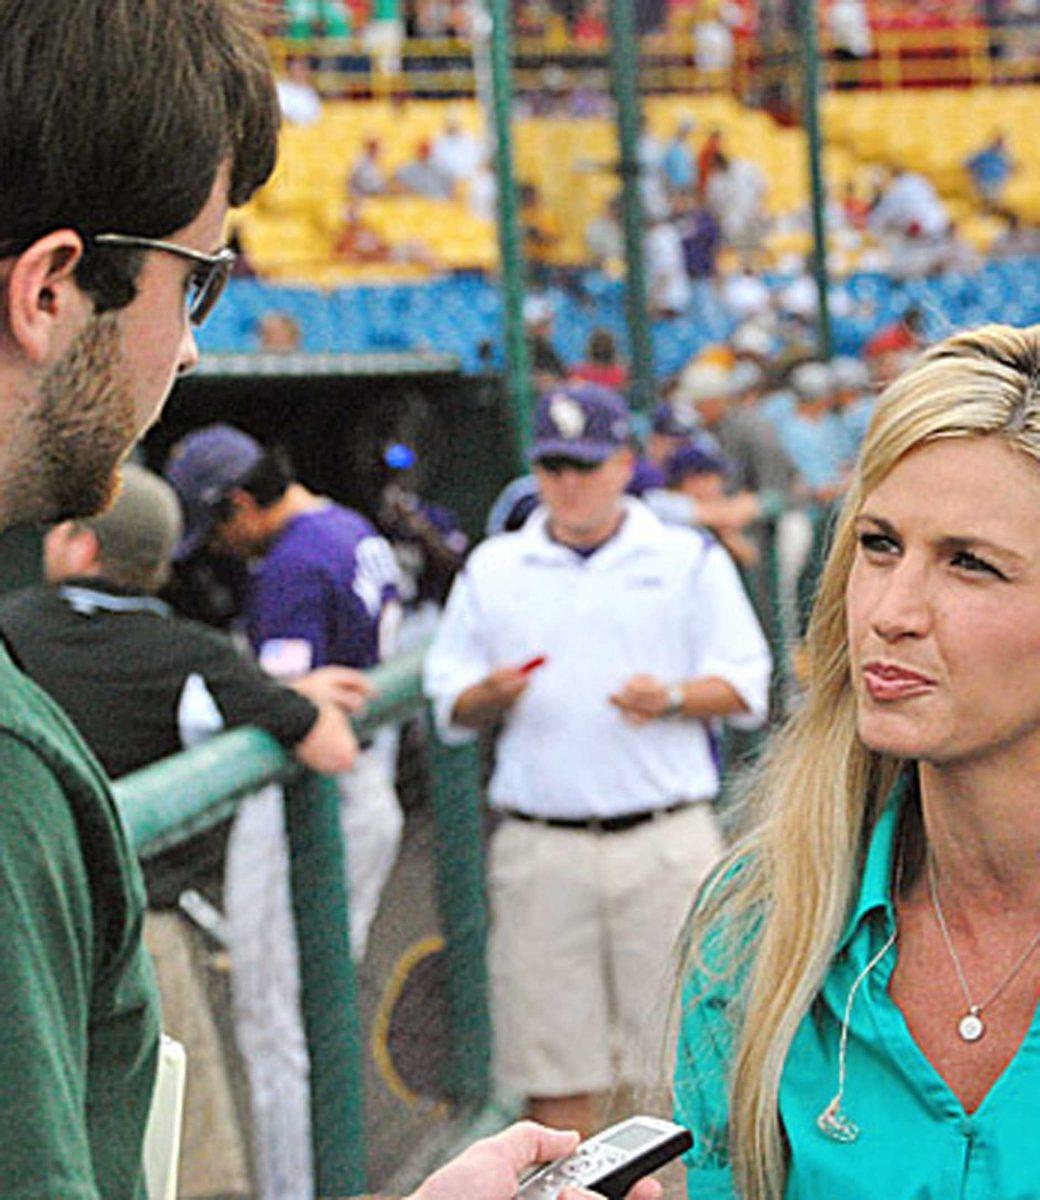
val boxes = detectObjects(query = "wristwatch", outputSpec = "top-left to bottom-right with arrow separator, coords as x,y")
663,684 -> 685,718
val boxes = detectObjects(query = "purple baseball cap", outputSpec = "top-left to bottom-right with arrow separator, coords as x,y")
651,401 -> 700,438
665,438 -> 731,485
531,382 -> 631,464
163,423 -> 263,559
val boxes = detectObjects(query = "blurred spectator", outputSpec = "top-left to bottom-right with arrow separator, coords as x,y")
349,136 -> 389,198
864,303 -> 926,384
585,193 -> 624,275
376,443 -> 469,642
363,0 -> 406,77
394,139 -> 454,199
674,364 -> 799,511
777,361 -> 848,505
411,0 -> 454,36
425,382 -> 770,1139
431,108 -> 483,190
830,355 -> 875,461
646,213 -> 692,318
645,400 -> 700,474
570,327 -> 629,389
869,166 -> 949,240
827,0 -> 873,61
665,442 -> 759,567
677,201 -> 722,279
524,294 -> 569,391
662,116 -> 698,197
573,0 -> 608,44
165,426 -> 403,1200
334,201 -> 436,268
693,0 -> 738,70
705,152 -> 769,262
335,201 -> 393,261
696,127 -> 725,201
276,56 -> 323,126
257,311 -> 303,353
778,263 -> 856,327
721,267 -> 772,321
468,154 -> 498,222
840,178 -> 873,231
520,182 -> 564,286
965,132 -> 1015,209
673,362 -> 812,651
284,0 -> 351,38
638,122 -> 670,220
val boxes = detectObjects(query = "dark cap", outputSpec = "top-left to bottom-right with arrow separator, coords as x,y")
531,383 -> 631,464
665,439 -> 730,485
163,423 -> 263,559
651,401 -> 700,437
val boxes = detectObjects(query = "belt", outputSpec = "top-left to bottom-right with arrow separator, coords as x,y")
500,799 -> 698,835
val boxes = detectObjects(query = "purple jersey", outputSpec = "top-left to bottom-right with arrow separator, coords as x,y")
246,503 -> 401,673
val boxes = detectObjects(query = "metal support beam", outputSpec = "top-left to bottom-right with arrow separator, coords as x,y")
486,0 -> 531,466
799,0 -> 832,359
607,0 -> 655,410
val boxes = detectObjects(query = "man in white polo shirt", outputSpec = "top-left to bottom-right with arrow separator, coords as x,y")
424,382 -> 772,1137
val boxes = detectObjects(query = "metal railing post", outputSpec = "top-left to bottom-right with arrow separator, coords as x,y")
284,769 -> 367,1198
424,711 -> 492,1107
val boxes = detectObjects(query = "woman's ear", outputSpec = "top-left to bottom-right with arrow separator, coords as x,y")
4,231 -> 88,364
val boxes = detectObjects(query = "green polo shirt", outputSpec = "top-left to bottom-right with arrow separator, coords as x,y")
0,640 -> 160,1197
675,779 -> 1040,1198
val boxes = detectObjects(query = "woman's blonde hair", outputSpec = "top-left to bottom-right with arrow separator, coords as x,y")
684,324 -> 1040,1199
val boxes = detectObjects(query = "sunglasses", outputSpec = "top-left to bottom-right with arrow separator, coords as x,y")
535,455 -> 604,475
92,233 -> 235,326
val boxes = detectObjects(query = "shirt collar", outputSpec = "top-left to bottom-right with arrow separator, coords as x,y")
520,496 -> 664,562
58,579 -> 171,618
835,768 -> 915,953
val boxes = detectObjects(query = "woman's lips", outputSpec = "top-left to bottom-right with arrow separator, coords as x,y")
862,662 -> 936,701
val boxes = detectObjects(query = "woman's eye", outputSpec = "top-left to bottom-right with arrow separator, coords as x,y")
951,550 -> 1002,578
858,531 -> 897,555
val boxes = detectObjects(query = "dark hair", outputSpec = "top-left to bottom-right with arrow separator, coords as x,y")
0,0 -> 280,312
587,327 -> 617,365
236,446 -> 294,508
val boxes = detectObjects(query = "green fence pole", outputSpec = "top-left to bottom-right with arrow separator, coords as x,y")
799,0 -> 832,359
607,0 -> 654,412
424,711 -> 492,1107
284,769 -> 367,1198
487,0 -> 531,469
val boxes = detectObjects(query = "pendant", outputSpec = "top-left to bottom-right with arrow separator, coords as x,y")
958,1009 -> 985,1042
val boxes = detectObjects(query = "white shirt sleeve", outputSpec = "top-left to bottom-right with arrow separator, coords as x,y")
422,564 -> 493,744
688,542 -> 772,729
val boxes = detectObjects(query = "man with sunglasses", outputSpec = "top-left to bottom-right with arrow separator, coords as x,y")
0,3 -> 662,1199
426,382 -> 772,1138
0,3 -> 278,1195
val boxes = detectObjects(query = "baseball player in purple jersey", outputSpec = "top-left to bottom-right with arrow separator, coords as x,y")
166,424 -> 403,1200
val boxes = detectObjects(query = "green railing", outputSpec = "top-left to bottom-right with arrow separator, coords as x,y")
112,645 -> 491,1198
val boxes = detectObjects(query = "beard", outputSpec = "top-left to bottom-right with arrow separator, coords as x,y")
19,311 -> 138,524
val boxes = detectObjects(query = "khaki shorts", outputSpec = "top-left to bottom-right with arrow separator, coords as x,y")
487,802 -> 724,1098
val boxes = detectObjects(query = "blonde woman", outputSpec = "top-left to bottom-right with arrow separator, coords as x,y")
676,324 -> 1040,1198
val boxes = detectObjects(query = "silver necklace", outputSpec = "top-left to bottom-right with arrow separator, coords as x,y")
927,855 -> 1040,1043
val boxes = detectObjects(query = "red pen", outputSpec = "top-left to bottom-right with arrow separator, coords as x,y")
518,654 -> 548,675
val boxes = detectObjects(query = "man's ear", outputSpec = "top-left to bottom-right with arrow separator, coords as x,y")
5,231 -> 89,364
43,521 -> 101,582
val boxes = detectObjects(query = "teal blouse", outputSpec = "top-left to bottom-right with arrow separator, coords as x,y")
675,789 -> 1040,1198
